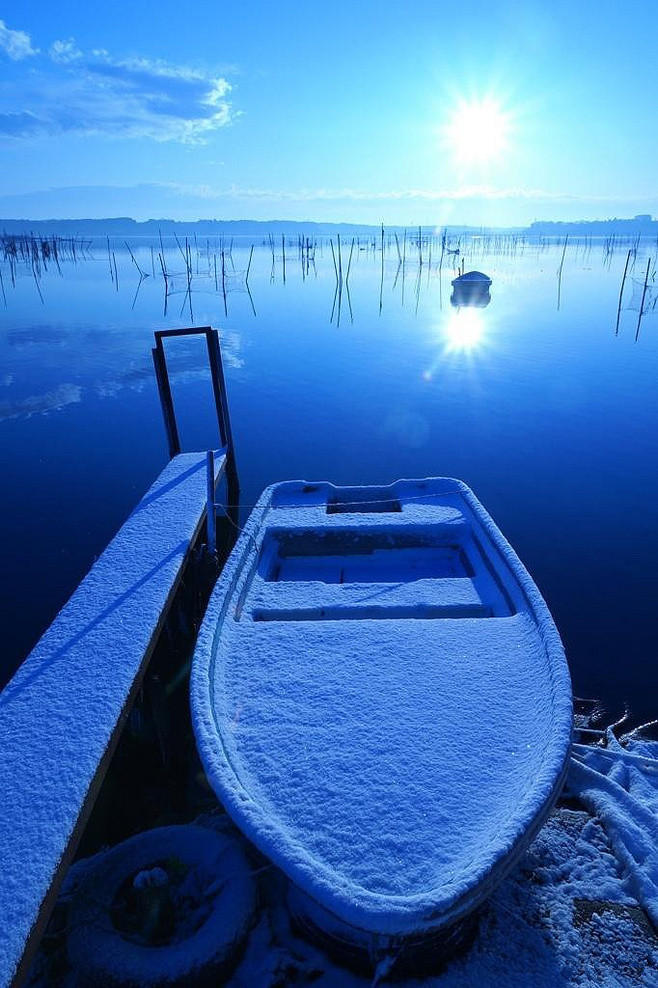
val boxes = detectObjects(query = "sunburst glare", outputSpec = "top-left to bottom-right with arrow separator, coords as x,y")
444,97 -> 512,164
443,308 -> 486,353
423,307 -> 489,382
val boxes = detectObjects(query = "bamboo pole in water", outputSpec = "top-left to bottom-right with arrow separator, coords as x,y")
346,238 -> 355,285
246,244 -> 254,286
330,239 -> 338,284
221,250 -> 227,316
615,249 -> 632,335
635,257 -> 652,342
124,241 -> 146,279
379,224 -> 385,314
557,234 -> 569,310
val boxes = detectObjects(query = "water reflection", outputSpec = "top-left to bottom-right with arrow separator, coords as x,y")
423,306 -> 488,381
0,383 -> 82,421
439,269 -> 492,355
3,239 -> 658,725
443,307 -> 487,353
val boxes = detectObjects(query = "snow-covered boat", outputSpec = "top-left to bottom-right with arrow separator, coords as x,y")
451,270 -> 492,307
191,478 -> 572,945
451,270 -> 492,288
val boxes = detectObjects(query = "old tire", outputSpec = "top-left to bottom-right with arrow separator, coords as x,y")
67,824 -> 256,987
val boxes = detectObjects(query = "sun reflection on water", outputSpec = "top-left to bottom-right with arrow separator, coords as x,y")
423,307 -> 489,382
443,307 -> 486,353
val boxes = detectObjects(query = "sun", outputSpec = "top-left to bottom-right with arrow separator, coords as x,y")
444,97 -> 512,164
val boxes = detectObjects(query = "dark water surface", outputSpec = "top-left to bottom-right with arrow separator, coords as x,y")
2,236 -> 657,722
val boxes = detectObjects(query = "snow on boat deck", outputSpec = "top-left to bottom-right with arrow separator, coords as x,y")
0,450 -> 225,987
451,270 -> 492,286
192,478 -> 573,937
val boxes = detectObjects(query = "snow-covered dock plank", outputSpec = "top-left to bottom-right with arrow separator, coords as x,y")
0,450 -> 225,987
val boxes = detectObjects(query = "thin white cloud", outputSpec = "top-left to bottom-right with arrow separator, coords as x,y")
49,39 -> 82,64
0,37 -> 233,143
0,20 -> 39,60
87,50 -> 215,83
161,182 -> 655,205
1,182 -> 656,220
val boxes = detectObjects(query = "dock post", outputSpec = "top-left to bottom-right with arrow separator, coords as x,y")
151,343 -> 181,458
207,450 -> 216,555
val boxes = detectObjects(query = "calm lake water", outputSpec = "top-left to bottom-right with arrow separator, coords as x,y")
2,234 -> 657,723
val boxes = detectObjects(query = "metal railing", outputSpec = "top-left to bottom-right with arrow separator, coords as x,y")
151,326 -> 239,552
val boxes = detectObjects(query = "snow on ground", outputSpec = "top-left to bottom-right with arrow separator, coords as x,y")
27,741 -> 658,987
229,806 -> 657,988
569,733 -> 658,929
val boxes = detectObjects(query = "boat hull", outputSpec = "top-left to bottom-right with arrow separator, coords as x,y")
191,478 -> 572,938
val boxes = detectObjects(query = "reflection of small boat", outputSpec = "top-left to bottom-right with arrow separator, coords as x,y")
192,478 -> 572,953
451,270 -> 492,308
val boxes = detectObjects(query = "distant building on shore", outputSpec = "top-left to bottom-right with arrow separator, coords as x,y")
527,215 -> 657,237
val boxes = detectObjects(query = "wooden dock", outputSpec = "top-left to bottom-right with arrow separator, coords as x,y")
0,450 -> 226,986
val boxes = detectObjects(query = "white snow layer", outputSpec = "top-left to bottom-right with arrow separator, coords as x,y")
229,795 -> 658,987
27,747 -> 658,987
215,740 -> 658,986
192,478 -> 573,936
0,451 -> 225,987
569,732 -> 658,929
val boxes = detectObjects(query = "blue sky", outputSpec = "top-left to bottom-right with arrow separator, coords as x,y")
1,1 -> 657,225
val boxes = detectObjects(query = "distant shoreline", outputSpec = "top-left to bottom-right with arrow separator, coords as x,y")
1,215 -> 656,238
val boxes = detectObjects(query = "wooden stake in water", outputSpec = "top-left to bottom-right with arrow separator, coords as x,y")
557,234 -> 569,310
380,224 -> 385,314
221,250 -> 227,316
635,257 -> 652,342
330,239 -> 338,283
125,240 -> 146,279
346,238 -> 355,286
615,249 -> 632,335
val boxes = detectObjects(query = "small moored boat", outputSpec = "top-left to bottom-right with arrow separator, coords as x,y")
191,478 -> 572,945
451,270 -> 492,288
451,270 -> 492,308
